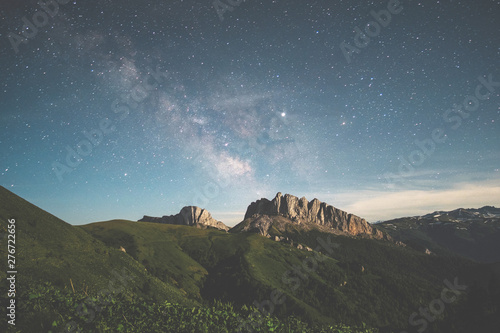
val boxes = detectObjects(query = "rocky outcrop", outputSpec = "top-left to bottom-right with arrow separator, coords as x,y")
236,214 -> 274,236
244,192 -> 385,239
139,206 -> 229,231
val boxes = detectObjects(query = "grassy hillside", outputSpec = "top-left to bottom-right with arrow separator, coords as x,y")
0,186 -> 194,332
79,220 -> 211,301
81,220 -> 337,322
81,216 -> 491,332
1,186 -> 498,332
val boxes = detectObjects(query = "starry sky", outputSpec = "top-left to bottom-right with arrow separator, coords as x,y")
1,0 -> 499,226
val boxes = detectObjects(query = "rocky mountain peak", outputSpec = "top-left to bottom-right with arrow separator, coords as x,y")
244,192 -> 385,239
139,206 -> 229,231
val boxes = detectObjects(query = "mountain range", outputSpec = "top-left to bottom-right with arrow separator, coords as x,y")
377,206 -> 500,263
0,186 -> 499,333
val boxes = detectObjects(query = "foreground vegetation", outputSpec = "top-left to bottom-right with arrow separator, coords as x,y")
3,282 -> 378,333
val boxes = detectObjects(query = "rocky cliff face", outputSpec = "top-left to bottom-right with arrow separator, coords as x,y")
139,206 -> 229,231
244,192 -> 385,238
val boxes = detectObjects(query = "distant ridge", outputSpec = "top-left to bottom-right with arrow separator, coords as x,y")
139,206 -> 229,231
377,206 -> 500,262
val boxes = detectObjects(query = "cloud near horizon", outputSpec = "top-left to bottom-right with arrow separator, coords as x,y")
335,180 -> 500,222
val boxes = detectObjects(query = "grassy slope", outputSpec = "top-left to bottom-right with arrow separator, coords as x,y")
81,216 -> 483,332
0,186 -> 194,332
82,220 -> 341,325
229,216 -> 486,330
79,220 -> 210,300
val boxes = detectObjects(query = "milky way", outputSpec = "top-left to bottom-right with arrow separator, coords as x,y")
1,0 -> 499,225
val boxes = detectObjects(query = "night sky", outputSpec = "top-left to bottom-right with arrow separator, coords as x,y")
1,0 -> 499,226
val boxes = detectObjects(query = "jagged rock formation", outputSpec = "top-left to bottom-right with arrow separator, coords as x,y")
139,206 -> 229,231
243,192 -> 385,239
